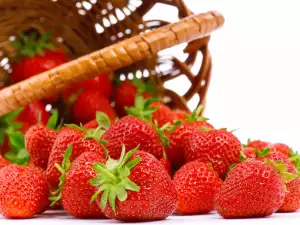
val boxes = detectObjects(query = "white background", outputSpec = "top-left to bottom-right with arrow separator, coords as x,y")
148,0 -> 300,151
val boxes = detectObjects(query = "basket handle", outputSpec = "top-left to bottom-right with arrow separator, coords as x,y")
0,11 -> 224,116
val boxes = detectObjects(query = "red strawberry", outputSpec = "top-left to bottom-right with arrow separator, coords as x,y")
0,155 -> 10,169
243,147 -> 256,158
115,80 -> 153,116
215,159 -> 286,218
46,126 -> 105,190
247,139 -> 270,150
72,89 -> 117,124
17,101 -> 50,133
102,116 -> 164,159
160,157 -> 172,177
0,165 -> 49,218
62,151 -> 106,218
172,110 -> 187,121
278,178 -> 300,212
91,146 -> 177,221
11,32 -> 69,83
150,102 -> 174,127
173,160 -> 222,215
184,129 -> 241,179
270,143 -> 291,157
166,106 -> 214,168
63,73 -> 113,101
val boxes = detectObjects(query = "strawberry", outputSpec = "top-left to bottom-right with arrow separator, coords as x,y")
172,110 -> 187,121
215,159 -> 288,219
102,116 -> 165,159
62,151 -> 106,218
17,101 -> 50,133
278,178 -> 300,212
11,32 -> 69,84
72,89 -> 117,124
90,145 -> 178,221
184,129 -> 241,179
0,155 -> 10,169
247,139 -> 270,150
270,143 -> 291,157
46,124 -> 106,190
63,73 -> 113,101
150,102 -> 174,127
25,110 -> 61,169
242,147 -> 256,158
115,79 -> 154,116
166,106 -> 214,168
173,160 -> 222,215
0,165 -> 49,218
160,157 -> 172,177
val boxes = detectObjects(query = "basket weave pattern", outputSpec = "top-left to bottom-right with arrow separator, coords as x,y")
0,0 -> 224,116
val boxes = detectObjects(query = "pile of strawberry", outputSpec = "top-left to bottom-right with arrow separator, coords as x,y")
0,32 -> 299,221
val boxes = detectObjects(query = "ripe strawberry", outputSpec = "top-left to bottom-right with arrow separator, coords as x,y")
160,157 -> 172,177
62,151 -> 106,218
173,160 -> 222,215
278,178 -> 300,212
167,106 -> 214,168
72,89 -> 117,124
0,165 -> 49,218
11,32 -> 69,84
270,143 -> 291,157
25,110 -> 61,169
172,110 -> 187,121
247,139 -> 270,150
184,129 -> 241,179
90,146 -> 177,221
242,147 -> 256,158
17,101 -> 50,133
46,126 -> 106,190
63,73 -> 113,101
115,79 -> 153,116
102,116 -> 164,159
215,159 -> 286,218
0,155 -> 10,169
150,102 -> 174,127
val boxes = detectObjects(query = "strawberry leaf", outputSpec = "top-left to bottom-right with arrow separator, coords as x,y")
0,109 -> 23,145
96,112 -> 111,130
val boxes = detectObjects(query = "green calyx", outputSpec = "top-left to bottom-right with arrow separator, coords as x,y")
4,131 -> 30,166
47,109 -> 63,130
11,31 -> 56,59
125,95 -> 159,122
132,77 -> 156,95
90,145 -> 141,214
256,148 -> 271,158
49,144 -> 72,206
289,149 -> 300,176
153,121 -> 170,147
265,158 -> 296,184
0,109 -> 23,145
185,105 -> 208,123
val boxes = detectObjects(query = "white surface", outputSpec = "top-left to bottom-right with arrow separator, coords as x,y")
1,210 -> 300,224
149,0 -> 300,151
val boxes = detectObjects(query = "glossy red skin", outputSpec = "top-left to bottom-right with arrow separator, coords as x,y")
62,152 -> 106,218
270,143 -> 291,157
160,157 -> 172,177
83,119 -> 99,129
173,160 -> 222,215
25,125 -> 58,169
259,151 -> 296,174
0,155 -> 10,169
172,111 -> 187,121
0,165 -> 49,219
184,130 -> 241,180
102,116 -> 164,159
101,151 -> 178,222
150,102 -> 174,127
278,178 -> 300,212
11,50 -> 69,83
215,160 -> 285,219
63,73 -> 113,101
17,101 -> 50,133
46,127 -> 105,190
166,121 -> 214,168
243,147 -> 256,158
72,89 -> 117,124
247,140 -> 270,150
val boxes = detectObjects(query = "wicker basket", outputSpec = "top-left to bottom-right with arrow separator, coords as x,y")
0,0 -> 224,117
